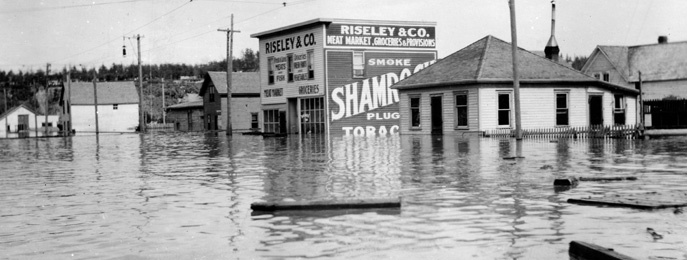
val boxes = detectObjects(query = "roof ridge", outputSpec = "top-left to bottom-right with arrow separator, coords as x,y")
475,35 -> 490,79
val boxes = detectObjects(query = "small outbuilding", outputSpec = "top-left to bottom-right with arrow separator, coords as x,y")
1,103 -> 59,138
165,100 -> 203,131
198,72 -> 261,132
391,35 -> 639,135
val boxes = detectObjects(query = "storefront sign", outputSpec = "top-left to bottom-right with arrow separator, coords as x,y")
265,33 -> 316,54
298,84 -> 319,95
273,56 -> 287,83
326,24 -> 436,48
264,88 -> 283,97
293,53 -> 309,81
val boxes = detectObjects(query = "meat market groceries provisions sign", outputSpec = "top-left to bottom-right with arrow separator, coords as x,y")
326,23 -> 436,48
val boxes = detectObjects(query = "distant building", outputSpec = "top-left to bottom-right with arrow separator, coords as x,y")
252,18 -> 438,136
1,103 -> 59,137
391,35 -> 639,135
166,100 -> 203,131
61,81 -> 140,133
581,37 -> 687,100
198,72 -> 261,132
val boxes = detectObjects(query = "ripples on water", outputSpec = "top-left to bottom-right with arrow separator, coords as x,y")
1,133 -> 687,259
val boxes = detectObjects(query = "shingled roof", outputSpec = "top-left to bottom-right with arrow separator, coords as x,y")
587,41 -> 687,82
392,35 -> 636,94
166,100 -> 203,110
198,71 -> 260,96
69,81 -> 139,105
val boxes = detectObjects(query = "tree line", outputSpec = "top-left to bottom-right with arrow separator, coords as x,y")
0,48 -> 259,117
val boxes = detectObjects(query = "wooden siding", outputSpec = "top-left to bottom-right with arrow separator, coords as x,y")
583,51 -> 630,87
326,50 -> 437,136
203,84 -> 222,130
72,104 -> 138,132
167,108 -> 203,131
398,86 -> 479,135
258,24 -> 326,105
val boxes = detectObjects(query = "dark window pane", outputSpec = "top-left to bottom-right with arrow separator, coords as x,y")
498,94 -> 509,109
556,94 -> 567,109
411,108 -> 420,127
556,110 -> 568,125
498,110 -> 510,125
457,107 -> 468,126
410,97 -> 420,108
456,94 -> 467,106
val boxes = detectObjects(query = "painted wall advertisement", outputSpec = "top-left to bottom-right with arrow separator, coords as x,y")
326,23 -> 436,49
328,52 -> 436,136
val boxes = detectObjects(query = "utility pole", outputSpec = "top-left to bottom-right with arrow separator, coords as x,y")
67,72 -> 72,136
92,71 -> 100,135
162,77 -> 166,125
3,86 -> 7,138
44,63 -> 50,136
639,71 -> 644,129
136,34 -> 145,133
218,14 -> 240,136
509,0 -> 523,140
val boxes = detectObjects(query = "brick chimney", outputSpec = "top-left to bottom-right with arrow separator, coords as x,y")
658,36 -> 668,44
544,0 -> 560,61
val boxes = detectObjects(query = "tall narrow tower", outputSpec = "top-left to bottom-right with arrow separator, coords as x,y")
544,0 -> 560,61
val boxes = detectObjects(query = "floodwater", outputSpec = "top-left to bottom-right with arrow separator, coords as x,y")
1,133 -> 686,260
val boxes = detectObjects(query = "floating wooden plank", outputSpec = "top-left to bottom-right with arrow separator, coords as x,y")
568,192 -> 687,210
241,131 -> 263,136
251,197 -> 401,211
262,132 -> 287,138
503,156 -> 525,160
579,176 -> 638,182
569,241 -> 636,260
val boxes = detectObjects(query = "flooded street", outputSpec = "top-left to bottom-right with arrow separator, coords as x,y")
1,133 -> 687,259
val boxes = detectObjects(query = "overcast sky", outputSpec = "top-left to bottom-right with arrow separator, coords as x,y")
1,0 -> 685,73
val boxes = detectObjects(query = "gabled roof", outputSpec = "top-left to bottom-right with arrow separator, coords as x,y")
392,35 -> 637,94
166,100 -> 203,110
69,81 -> 139,105
0,103 -> 37,120
198,71 -> 260,96
584,41 -> 687,82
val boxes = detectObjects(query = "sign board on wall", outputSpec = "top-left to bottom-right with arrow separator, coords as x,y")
327,51 -> 437,136
326,23 -> 436,48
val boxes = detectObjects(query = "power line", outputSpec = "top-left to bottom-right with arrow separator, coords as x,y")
0,0 -> 155,14
50,0 -> 192,64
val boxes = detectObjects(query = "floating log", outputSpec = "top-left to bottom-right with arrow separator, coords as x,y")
503,156 -> 525,160
242,131 -> 264,136
569,241 -> 636,260
579,176 -> 638,182
251,197 -> 401,211
568,192 -> 687,209
554,177 -> 579,186
262,132 -> 287,138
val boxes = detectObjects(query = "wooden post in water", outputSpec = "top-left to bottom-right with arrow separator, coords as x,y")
509,0 -> 523,140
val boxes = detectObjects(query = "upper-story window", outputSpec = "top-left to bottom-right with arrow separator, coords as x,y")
267,57 -> 275,85
287,54 -> 294,82
307,50 -> 315,80
113,104 -> 119,110
352,52 -> 364,78
209,87 -> 215,102
603,72 -> 610,82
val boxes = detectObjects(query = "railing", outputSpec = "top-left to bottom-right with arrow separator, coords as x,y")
484,125 -> 640,139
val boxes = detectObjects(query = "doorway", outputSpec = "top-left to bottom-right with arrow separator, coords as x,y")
589,95 -> 603,126
431,95 -> 443,134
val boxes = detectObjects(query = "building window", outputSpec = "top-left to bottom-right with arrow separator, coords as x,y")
614,94 -> 626,125
555,92 -> 569,126
593,73 -> 601,80
498,93 -> 511,127
113,104 -> 118,110
267,57 -> 275,85
263,109 -> 280,133
307,50 -> 315,80
410,96 -> 421,128
352,52 -> 364,78
251,113 -> 259,129
455,92 -> 468,128
42,122 -> 53,127
287,54 -> 294,82
208,87 -> 215,102
603,72 -> 610,82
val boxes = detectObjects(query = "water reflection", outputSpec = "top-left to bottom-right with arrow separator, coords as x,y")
1,134 -> 687,259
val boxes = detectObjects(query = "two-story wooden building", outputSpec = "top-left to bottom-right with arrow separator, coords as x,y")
251,18 -> 438,136
198,71 -> 261,132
